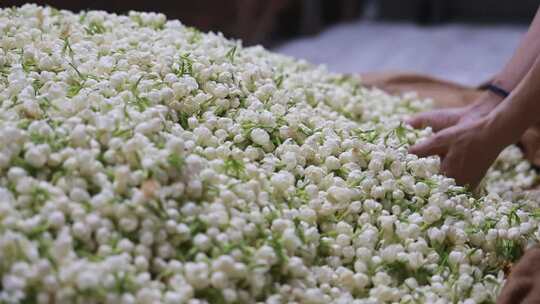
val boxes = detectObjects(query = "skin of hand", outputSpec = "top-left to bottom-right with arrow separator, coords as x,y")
408,92 -> 540,167
407,6 -> 540,188
408,114 -> 505,189
493,7 -> 540,92
406,91 -> 503,132
497,247 -> 540,304
407,89 -> 540,169
408,52 -> 540,189
405,91 -> 505,189
520,124 -> 540,165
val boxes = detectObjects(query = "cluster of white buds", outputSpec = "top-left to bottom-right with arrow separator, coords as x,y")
0,4 -> 539,304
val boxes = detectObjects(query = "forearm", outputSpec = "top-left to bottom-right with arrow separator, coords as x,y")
486,55 -> 540,148
493,7 -> 540,91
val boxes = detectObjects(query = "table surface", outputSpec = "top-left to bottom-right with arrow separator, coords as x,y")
275,21 -> 527,86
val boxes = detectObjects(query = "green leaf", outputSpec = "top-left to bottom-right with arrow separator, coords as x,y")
269,233 -> 288,266
189,218 -> 207,235
85,21 -> 107,35
495,239 -> 524,262
195,288 -> 226,304
67,81 -> 83,98
174,53 -> 194,77
62,36 -> 75,58
223,157 -> 246,179
112,127 -> 134,139
293,218 -> 306,243
353,128 -> 379,143
167,153 -> 185,171
112,272 -> 136,294
68,62 -> 85,80
27,223 -> 50,239
129,75 -> 151,111
225,45 -> 237,63
274,74 -> 284,88
29,131 -> 69,152
32,79 -> 45,95
145,200 -> 167,219
30,186 -> 50,205
178,112 -> 190,129
21,56 -> 37,73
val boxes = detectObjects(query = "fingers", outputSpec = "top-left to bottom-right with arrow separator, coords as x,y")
522,287 -> 540,304
520,128 -> 540,166
406,108 -> 466,157
440,155 -> 470,188
405,109 -> 461,132
498,247 -> 540,304
497,277 -> 533,304
408,133 -> 449,158
509,248 -> 540,277
441,152 -> 484,190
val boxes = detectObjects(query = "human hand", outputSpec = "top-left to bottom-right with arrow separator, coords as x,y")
498,247 -> 540,304
408,90 -> 540,173
406,91 -> 501,131
520,122 -> 540,166
408,116 -> 503,190
406,92 -> 505,189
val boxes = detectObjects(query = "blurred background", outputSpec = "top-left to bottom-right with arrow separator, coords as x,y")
2,0 -> 538,85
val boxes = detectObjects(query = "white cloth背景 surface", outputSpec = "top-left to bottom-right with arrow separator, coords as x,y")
275,21 -> 527,85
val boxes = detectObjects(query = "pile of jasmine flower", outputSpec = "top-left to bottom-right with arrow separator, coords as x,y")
1,5 -> 540,304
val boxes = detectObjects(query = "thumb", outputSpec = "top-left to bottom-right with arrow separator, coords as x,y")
519,128 -> 540,166
408,135 -> 448,158
405,109 -> 460,132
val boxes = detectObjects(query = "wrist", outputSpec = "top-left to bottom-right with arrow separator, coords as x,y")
483,109 -> 526,149
484,88 -> 507,104
490,76 -> 513,95
465,91 -> 504,114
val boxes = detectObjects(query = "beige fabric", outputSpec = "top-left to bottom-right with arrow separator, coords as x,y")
360,71 -> 483,108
